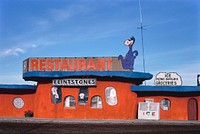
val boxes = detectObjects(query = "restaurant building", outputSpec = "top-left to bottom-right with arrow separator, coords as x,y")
0,56 -> 199,120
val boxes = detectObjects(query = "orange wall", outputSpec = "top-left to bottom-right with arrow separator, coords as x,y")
1,85 -> 199,121
137,96 -> 200,120
0,93 -> 34,117
34,81 -> 137,119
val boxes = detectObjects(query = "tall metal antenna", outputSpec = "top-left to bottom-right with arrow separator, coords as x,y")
138,0 -> 146,85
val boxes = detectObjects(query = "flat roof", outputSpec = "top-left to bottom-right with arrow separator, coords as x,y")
23,71 -> 153,82
0,84 -> 37,90
131,86 -> 200,92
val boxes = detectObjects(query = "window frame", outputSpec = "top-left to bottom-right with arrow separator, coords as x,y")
64,96 -> 76,108
13,97 -> 24,109
160,98 -> 171,110
91,95 -> 103,108
105,86 -> 117,106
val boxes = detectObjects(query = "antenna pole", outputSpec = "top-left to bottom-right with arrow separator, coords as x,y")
138,0 -> 146,85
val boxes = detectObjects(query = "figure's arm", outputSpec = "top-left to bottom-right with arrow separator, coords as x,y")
133,50 -> 138,57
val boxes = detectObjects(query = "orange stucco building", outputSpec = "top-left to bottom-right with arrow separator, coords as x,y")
0,57 -> 199,121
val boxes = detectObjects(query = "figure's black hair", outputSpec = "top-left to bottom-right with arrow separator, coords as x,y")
129,36 -> 135,41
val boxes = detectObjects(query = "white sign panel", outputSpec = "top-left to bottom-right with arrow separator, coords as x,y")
154,72 -> 182,86
138,102 -> 160,120
52,78 -> 96,86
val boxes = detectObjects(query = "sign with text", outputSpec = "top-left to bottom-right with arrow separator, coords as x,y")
23,57 -> 128,73
154,72 -> 182,86
138,102 -> 160,120
52,78 -> 96,86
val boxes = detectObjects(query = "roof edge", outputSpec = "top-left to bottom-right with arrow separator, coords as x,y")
131,86 -> 200,92
23,71 -> 153,82
0,84 -> 37,90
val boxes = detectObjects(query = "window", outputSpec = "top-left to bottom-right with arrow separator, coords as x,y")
139,102 -> 148,111
64,96 -> 76,108
149,103 -> 158,111
105,86 -> 117,106
51,86 -> 62,104
13,97 -> 24,109
78,87 -> 88,105
91,96 -> 102,108
160,98 -> 170,110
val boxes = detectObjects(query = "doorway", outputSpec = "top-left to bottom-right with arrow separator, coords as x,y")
188,98 -> 198,120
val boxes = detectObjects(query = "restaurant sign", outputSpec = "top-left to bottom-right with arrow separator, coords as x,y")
154,72 -> 182,86
52,78 -> 96,87
23,57 -> 128,73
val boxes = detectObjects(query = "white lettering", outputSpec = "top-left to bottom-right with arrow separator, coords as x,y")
52,78 -> 96,86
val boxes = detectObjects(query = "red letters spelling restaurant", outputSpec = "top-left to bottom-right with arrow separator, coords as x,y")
0,37 -> 200,120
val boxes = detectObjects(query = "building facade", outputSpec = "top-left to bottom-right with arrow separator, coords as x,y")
0,57 -> 199,120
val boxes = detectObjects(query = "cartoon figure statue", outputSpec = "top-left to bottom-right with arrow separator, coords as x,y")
51,86 -> 62,104
118,36 -> 138,71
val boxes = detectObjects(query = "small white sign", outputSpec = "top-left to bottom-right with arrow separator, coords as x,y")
154,72 -> 182,86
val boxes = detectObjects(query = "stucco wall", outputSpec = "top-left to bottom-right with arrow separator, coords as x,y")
0,92 -> 34,117
137,96 -> 200,120
34,81 -> 138,119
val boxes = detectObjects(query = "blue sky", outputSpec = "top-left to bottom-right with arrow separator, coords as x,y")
0,0 -> 199,85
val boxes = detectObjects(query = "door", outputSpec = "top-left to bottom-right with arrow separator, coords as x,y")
188,98 -> 198,120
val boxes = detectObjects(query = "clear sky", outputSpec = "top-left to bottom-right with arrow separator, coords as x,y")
0,0 -> 199,86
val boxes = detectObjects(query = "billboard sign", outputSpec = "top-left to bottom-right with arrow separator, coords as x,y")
23,57 -> 129,73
